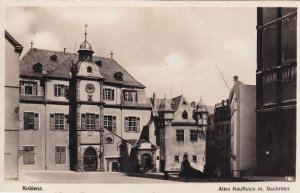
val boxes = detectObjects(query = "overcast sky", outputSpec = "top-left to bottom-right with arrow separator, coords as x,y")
5,6 -> 257,106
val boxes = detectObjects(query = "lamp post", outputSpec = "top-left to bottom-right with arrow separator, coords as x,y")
17,149 -> 29,181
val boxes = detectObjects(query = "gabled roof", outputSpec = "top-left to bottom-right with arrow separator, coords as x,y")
20,48 -> 145,88
172,95 -> 184,111
5,31 -> 23,54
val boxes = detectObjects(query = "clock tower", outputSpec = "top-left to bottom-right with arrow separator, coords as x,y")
69,26 -> 105,172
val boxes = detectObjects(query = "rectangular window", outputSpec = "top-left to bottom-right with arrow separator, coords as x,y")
124,90 -> 137,102
23,146 -> 35,164
54,113 -> 64,130
24,112 -> 39,130
176,130 -> 184,142
190,130 -> 198,142
55,146 -> 66,164
21,81 -> 37,95
124,116 -> 140,132
193,155 -> 197,162
128,117 -> 137,131
86,113 -> 95,130
104,116 -> 116,132
103,88 -> 115,100
54,84 -> 67,97
174,155 -> 179,163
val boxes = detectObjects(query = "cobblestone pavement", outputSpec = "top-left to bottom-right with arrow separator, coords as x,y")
15,170 -> 288,183
18,171 -> 186,183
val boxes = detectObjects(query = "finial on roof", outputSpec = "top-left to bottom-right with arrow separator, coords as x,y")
111,50 -> 113,59
30,40 -> 34,49
84,23 -> 88,41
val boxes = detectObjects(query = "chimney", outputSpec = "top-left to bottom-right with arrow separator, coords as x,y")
233,75 -> 238,81
153,92 -> 158,116
64,48 -> 67,54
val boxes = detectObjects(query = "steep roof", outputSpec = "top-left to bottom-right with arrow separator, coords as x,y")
20,48 -> 145,88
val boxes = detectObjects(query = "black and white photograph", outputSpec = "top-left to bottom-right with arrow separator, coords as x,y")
1,1 -> 298,193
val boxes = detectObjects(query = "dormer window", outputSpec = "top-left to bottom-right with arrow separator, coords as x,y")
95,60 -> 102,67
50,55 -> 57,62
182,110 -> 188,119
114,71 -> 123,81
33,63 -> 43,73
87,66 -> 92,73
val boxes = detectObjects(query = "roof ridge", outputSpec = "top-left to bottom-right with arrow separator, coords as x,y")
104,128 -> 134,145
28,48 -> 113,60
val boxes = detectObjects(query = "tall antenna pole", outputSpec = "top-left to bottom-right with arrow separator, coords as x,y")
215,64 -> 230,90
171,81 -> 173,99
74,41 -> 76,53
181,79 -> 183,95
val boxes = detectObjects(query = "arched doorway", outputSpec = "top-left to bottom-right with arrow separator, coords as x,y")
83,147 -> 98,171
141,153 -> 152,171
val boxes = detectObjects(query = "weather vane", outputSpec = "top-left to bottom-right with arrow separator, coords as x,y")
85,23 -> 88,41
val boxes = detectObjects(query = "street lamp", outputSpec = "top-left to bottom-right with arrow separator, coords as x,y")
17,149 -> 29,180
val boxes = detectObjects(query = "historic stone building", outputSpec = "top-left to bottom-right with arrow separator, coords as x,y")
212,99 -> 231,177
4,31 -> 23,179
152,95 -> 208,173
256,8 -> 297,176
18,31 -> 157,172
229,76 -> 256,178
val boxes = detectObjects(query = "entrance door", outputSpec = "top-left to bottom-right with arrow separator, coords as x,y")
141,154 -> 152,171
112,162 -> 119,172
83,147 -> 98,171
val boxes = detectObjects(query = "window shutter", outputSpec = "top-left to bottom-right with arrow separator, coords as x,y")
55,147 -> 59,164
112,90 -> 115,100
64,86 -> 69,98
124,117 -> 129,132
20,84 -> 25,94
112,116 -> 116,132
34,113 -> 39,130
136,117 -> 140,132
64,114 -> 69,131
61,147 -> 66,164
32,83 -> 37,95
24,112 -> 29,130
81,114 -> 86,130
95,114 -> 100,130
50,114 -> 55,130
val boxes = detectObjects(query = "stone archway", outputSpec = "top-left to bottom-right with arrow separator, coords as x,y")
83,147 -> 98,171
141,153 -> 152,171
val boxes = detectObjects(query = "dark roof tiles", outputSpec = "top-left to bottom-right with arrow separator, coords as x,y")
20,48 -> 145,88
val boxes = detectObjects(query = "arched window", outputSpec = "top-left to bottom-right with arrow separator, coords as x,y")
105,134 -> 114,144
87,66 -> 92,73
95,60 -> 102,67
106,137 -> 113,144
50,55 -> 57,62
114,71 -> 123,81
182,110 -> 188,119
33,63 -> 43,73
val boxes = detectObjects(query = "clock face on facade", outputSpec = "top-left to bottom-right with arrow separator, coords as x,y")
85,83 -> 95,94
